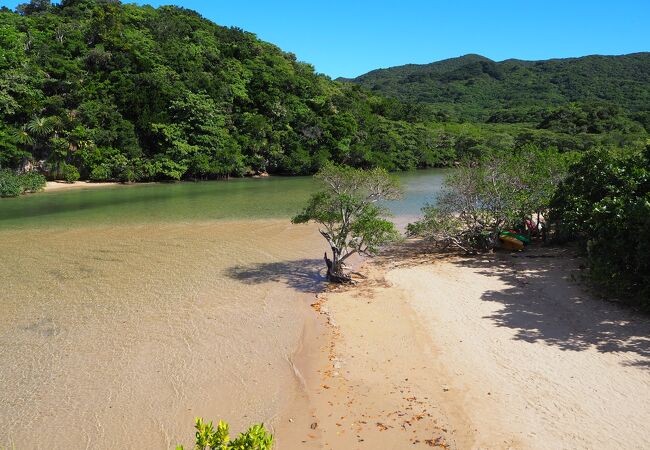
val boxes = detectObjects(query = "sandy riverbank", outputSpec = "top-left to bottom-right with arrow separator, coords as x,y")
44,180 -> 121,192
277,241 -> 650,449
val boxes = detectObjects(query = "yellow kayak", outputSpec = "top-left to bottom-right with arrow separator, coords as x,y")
499,234 -> 524,251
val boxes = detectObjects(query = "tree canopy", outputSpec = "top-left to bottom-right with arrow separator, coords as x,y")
292,164 -> 401,282
342,53 -> 650,123
550,146 -> 650,306
407,147 -> 574,252
0,0 -> 456,181
3,2 -> 647,186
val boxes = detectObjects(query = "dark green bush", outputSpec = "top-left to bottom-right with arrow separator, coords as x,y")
550,147 -> 650,307
0,169 -> 24,197
20,171 -> 46,193
89,165 -> 111,181
0,170 -> 46,197
62,164 -> 81,183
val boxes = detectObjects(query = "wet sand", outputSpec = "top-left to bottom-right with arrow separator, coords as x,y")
279,242 -> 650,449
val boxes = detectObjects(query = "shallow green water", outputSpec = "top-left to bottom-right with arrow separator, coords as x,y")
0,169 -> 447,229
0,168 -> 447,448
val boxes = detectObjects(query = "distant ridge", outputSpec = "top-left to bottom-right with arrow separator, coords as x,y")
338,53 -> 650,121
337,54 -> 492,82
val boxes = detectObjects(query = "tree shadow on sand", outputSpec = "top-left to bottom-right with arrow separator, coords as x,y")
452,249 -> 650,369
224,258 -> 326,294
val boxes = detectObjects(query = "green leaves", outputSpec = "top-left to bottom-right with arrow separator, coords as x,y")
409,147 -> 573,252
293,164 -> 402,280
350,205 -> 400,254
345,54 -> 650,125
2,0 -> 648,188
176,418 -> 273,450
0,0 -> 486,182
25,115 -> 55,137
149,91 -> 245,179
0,169 -> 46,197
61,163 -> 79,183
0,169 -> 25,197
315,163 -> 402,202
550,147 -> 650,306
229,423 -> 273,450
291,191 -> 340,226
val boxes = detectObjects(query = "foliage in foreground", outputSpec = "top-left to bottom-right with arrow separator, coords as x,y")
550,146 -> 650,307
177,418 -> 273,450
292,164 -> 401,282
0,169 -> 46,197
407,147 -> 573,252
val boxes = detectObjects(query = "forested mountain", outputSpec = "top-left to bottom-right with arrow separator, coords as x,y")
0,0 -> 446,181
1,1 -> 648,184
341,53 -> 650,123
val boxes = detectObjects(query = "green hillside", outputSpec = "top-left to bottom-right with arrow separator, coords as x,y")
341,53 -> 650,123
1,1 -> 648,187
0,0 -> 448,181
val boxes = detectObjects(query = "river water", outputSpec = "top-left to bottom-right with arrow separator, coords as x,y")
0,170 -> 445,449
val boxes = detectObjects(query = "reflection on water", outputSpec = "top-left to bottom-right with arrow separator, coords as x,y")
384,169 -> 447,229
0,169 -> 447,448
0,169 -> 448,230
0,176 -> 317,229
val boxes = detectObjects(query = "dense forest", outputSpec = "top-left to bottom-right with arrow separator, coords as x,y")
0,0 -> 453,182
2,1 -> 649,184
340,53 -> 650,123
340,53 -> 650,175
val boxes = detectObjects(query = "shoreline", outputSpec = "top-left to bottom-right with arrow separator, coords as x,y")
44,180 -> 122,192
41,175 -> 284,194
277,240 -> 650,449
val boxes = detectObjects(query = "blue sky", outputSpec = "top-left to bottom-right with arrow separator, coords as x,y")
2,1 -> 649,78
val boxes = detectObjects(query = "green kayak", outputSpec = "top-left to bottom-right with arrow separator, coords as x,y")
500,231 -> 530,244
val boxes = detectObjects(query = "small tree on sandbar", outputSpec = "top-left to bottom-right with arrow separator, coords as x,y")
292,164 -> 402,283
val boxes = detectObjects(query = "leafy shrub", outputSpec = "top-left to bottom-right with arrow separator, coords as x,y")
177,418 -> 273,450
90,165 -> 111,181
20,171 -> 46,193
112,156 -> 145,182
0,169 -> 24,197
550,147 -> 650,307
408,147 -> 572,252
62,164 -> 80,183
0,170 -> 47,197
